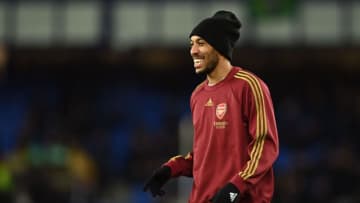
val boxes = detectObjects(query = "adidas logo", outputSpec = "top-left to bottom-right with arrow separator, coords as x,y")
205,98 -> 214,107
229,192 -> 238,202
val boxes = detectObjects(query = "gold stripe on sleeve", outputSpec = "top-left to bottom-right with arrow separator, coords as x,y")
235,73 -> 262,178
169,155 -> 182,162
234,71 -> 268,180
185,153 -> 192,160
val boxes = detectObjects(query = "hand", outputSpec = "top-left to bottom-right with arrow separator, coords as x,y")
210,183 -> 240,203
143,166 -> 171,197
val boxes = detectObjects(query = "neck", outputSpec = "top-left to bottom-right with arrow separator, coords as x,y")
207,60 -> 233,86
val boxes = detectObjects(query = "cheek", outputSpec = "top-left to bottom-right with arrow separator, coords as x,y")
208,52 -> 218,62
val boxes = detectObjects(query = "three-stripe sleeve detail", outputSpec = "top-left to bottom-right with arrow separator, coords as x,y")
169,155 -> 183,162
234,71 -> 268,180
169,153 -> 192,162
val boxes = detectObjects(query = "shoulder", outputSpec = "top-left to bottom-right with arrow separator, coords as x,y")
232,67 -> 269,91
191,80 -> 207,97
190,80 -> 207,108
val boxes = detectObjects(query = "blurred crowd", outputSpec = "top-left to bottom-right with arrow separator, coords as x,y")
272,74 -> 360,203
0,45 -> 359,203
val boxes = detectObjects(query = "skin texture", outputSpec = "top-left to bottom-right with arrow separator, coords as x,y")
190,35 -> 233,86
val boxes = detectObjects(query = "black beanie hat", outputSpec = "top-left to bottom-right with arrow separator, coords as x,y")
190,10 -> 241,61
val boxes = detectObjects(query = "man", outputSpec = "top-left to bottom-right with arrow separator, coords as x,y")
144,10 -> 279,203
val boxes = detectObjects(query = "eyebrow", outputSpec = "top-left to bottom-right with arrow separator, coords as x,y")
191,38 -> 205,43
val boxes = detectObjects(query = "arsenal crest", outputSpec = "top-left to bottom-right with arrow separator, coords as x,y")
216,103 -> 227,120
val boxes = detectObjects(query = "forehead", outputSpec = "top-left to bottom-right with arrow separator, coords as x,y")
190,35 -> 206,42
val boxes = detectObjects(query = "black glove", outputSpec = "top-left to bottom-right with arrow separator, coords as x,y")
210,183 -> 240,203
143,166 -> 171,197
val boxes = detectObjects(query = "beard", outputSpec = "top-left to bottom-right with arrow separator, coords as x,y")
196,51 -> 219,75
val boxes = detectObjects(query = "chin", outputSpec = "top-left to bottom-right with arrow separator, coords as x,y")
195,68 -> 206,74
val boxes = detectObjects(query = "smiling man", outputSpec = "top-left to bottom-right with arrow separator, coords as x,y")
144,10 -> 279,203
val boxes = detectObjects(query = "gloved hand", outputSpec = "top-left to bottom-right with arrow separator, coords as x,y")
210,183 -> 240,203
143,166 -> 171,197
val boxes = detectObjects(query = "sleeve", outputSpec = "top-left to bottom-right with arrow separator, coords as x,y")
163,152 -> 193,178
230,75 -> 279,194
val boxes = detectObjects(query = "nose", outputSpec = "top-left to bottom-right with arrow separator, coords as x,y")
190,44 -> 199,56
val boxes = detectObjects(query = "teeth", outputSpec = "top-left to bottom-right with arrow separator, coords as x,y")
194,59 -> 201,64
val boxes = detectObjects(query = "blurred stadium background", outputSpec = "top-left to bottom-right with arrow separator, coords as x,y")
0,0 -> 359,203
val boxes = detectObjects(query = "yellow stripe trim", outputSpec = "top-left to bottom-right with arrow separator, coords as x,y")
185,152 -> 192,160
234,71 -> 268,180
235,72 -> 265,179
236,72 -> 266,179
235,73 -> 262,178
169,155 -> 182,162
236,71 -> 267,179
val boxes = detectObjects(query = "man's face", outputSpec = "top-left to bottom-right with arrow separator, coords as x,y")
190,35 -> 219,75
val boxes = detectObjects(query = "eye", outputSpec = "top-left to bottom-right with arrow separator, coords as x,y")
198,40 -> 205,46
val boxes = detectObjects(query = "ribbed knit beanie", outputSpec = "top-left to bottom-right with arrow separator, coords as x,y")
190,10 -> 241,61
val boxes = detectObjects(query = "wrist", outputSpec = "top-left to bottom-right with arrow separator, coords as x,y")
161,166 -> 171,178
211,182 -> 240,203
230,174 -> 249,194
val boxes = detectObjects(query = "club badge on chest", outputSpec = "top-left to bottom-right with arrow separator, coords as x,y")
216,103 -> 227,120
214,103 -> 228,129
